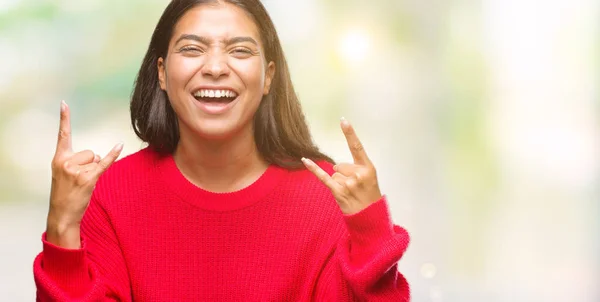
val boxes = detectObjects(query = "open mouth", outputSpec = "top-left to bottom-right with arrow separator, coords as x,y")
193,89 -> 238,103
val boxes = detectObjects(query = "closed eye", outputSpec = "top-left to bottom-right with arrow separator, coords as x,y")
178,46 -> 204,54
230,47 -> 255,58
232,48 -> 252,54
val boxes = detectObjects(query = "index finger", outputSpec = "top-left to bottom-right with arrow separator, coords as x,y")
56,100 -> 72,154
340,118 -> 371,165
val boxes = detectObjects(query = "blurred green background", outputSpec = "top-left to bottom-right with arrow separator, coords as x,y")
0,0 -> 598,301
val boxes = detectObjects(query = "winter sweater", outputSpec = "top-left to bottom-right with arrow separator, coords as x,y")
33,147 -> 410,301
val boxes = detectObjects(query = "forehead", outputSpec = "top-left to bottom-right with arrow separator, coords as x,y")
172,3 -> 261,43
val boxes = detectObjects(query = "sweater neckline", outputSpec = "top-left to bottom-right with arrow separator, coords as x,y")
156,152 -> 288,211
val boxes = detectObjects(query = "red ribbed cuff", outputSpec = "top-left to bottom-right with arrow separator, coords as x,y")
41,232 -> 91,289
343,196 -> 395,255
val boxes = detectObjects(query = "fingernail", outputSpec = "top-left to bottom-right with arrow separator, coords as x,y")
60,100 -> 66,112
301,157 -> 309,165
340,117 -> 349,126
115,142 -> 124,152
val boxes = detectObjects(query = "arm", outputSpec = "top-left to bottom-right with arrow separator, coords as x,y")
33,194 -> 132,301
314,197 -> 410,301
33,101 -> 127,301
302,118 -> 411,301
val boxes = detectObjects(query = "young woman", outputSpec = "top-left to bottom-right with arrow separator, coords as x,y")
33,0 -> 410,301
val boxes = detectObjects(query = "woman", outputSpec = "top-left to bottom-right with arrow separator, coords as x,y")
33,0 -> 410,301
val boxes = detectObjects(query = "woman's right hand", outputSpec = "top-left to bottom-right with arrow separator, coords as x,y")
46,101 -> 123,249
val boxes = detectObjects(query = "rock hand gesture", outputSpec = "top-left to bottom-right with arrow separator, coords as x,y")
302,118 -> 383,215
46,101 -> 123,249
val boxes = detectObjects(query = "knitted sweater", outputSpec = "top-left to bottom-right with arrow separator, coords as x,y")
33,147 -> 410,301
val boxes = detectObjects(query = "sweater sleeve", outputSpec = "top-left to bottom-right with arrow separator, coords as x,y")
314,196 -> 411,301
33,194 -> 131,301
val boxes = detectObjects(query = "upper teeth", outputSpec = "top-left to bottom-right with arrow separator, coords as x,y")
194,89 -> 237,98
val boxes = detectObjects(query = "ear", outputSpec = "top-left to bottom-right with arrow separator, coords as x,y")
263,61 -> 275,95
158,57 -> 167,90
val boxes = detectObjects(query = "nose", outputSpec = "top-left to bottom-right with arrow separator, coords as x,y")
201,51 -> 230,80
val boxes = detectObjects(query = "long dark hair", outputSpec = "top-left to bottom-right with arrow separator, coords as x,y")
130,0 -> 334,169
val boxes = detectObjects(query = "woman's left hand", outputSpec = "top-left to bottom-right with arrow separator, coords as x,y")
302,118 -> 383,215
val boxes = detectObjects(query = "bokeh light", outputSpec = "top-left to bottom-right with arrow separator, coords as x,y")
338,28 -> 371,64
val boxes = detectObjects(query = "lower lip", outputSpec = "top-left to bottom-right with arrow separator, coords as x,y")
194,96 -> 238,115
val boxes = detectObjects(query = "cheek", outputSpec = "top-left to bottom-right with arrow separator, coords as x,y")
233,60 -> 265,91
165,57 -> 200,91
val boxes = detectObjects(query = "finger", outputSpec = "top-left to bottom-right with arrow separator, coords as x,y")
340,118 -> 371,165
61,160 -> 80,176
93,154 -> 101,163
79,162 -> 97,174
334,163 -> 368,185
70,150 -> 96,165
332,171 -> 349,182
56,100 -> 72,154
333,170 -> 362,192
301,157 -> 342,193
95,143 -> 124,176
332,172 -> 351,194
333,163 -> 359,176
75,162 -> 100,186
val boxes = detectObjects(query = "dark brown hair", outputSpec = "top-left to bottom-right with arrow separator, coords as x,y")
130,0 -> 333,169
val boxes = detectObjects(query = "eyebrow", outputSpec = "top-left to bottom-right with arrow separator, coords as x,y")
175,34 -> 258,46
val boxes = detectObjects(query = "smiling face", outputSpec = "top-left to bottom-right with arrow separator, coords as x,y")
158,2 -> 275,142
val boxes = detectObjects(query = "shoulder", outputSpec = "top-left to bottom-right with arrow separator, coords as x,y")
281,159 -> 337,204
288,159 -> 335,181
101,146 -> 157,178
92,146 -> 160,200
283,160 -> 335,190
276,160 -> 347,238
315,160 -> 335,175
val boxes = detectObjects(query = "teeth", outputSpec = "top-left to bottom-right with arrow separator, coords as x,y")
194,89 -> 238,98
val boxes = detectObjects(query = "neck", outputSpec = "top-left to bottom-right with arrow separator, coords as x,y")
173,126 -> 269,193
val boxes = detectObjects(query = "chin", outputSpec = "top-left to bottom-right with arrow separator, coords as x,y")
189,121 -> 245,141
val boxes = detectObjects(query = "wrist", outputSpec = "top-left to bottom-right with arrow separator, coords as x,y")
46,212 -> 82,249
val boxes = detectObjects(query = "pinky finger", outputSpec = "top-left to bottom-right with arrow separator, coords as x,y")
96,143 -> 124,175
301,158 -> 341,193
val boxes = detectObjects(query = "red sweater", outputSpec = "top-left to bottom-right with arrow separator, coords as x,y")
33,148 -> 410,301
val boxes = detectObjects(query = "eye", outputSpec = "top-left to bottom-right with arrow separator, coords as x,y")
233,48 -> 251,54
178,46 -> 204,55
230,47 -> 253,57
